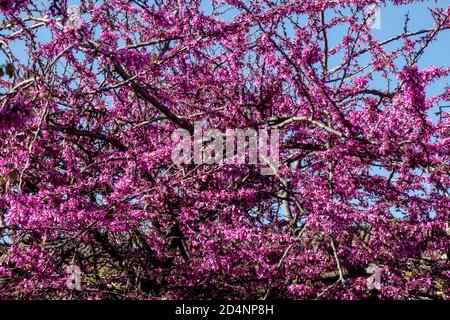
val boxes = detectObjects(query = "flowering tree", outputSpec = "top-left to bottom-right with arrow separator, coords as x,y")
0,0 -> 449,299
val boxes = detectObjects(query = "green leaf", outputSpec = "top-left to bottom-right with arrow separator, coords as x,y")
435,281 -> 444,291
0,174 -> 5,192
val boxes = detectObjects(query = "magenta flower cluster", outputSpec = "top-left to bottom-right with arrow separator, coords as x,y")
0,0 -> 449,300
